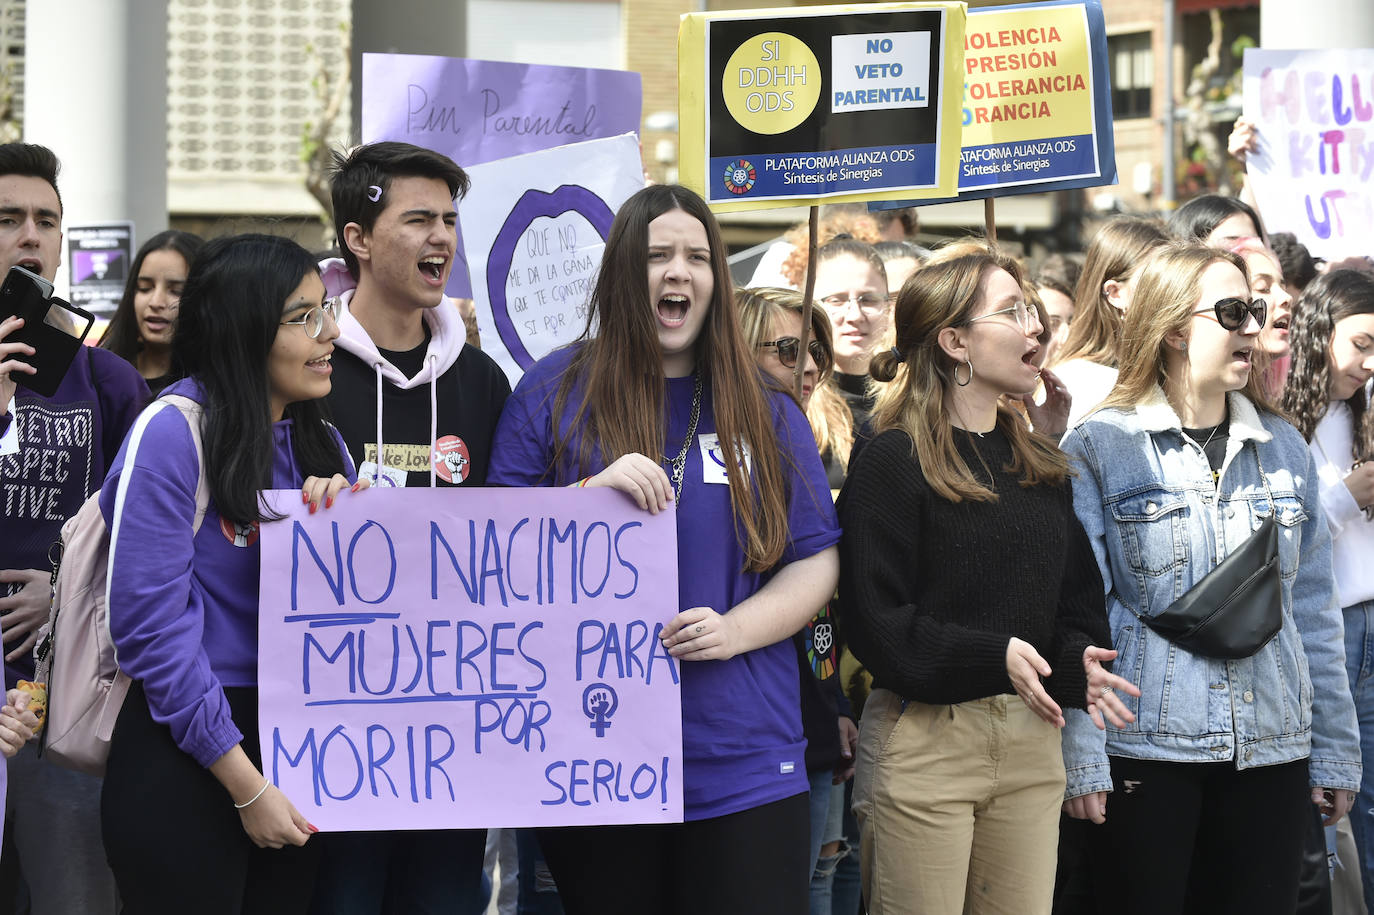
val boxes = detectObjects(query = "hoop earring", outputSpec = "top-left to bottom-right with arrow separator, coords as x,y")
954,359 -> 974,387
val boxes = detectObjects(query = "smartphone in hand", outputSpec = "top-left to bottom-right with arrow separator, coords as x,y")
1,265 -> 94,397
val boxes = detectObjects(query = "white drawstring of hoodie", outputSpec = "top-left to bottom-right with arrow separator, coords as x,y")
427,353 -> 438,487
373,361 -> 384,487
371,353 -> 442,488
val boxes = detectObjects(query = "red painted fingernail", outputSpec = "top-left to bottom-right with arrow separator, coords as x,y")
325,496 -> 333,509
302,492 -> 309,504
309,502 -> 317,515
350,482 -> 361,492
308,823 -> 320,833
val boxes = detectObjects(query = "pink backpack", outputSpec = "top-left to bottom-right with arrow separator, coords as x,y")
34,394 -> 208,776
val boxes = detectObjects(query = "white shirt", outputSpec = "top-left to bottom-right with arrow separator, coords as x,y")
1311,402 -> 1374,608
0,396 -> 17,456
1054,358 -> 1119,432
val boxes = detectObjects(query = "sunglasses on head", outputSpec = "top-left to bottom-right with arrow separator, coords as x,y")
1193,297 -> 1266,331
759,336 -> 829,370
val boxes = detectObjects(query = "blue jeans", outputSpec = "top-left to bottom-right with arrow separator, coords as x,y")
1343,599 -> 1374,909
810,781 -> 848,915
832,778 -> 863,915
807,769 -> 833,877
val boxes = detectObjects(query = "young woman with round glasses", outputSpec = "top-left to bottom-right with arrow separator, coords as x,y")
490,186 -> 840,914
813,238 -> 890,441
838,242 -> 1130,913
99,234 -> 365,913
1281,269 -> 1374,907
1060,243 -> 1360,914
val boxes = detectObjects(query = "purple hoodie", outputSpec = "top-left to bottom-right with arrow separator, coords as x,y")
99,379 -> 355,768
1,346 -> 148,687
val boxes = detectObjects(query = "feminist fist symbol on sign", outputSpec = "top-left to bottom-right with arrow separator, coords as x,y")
582,682 -> 620,738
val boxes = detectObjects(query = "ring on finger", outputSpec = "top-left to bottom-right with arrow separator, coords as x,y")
694,624 -> 704,634
1100,685 -> 1113,696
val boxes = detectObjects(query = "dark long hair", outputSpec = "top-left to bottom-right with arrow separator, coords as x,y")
98,230 -> 204,369
1168,194 -> 1267,245
174,233 -> 345,525
552,185 -> 792,572
1281,269 -> 1374,455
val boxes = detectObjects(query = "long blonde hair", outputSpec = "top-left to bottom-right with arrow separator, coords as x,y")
1052,215 -> 1171,369
735,286 -> 854,467
1100,243 -> 1274,414
869,242 -> 1069,502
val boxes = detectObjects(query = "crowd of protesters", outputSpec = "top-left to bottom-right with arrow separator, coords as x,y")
0,114 -> 1370,915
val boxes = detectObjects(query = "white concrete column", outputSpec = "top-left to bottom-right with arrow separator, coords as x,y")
1261,0 -> 1374,49
23,0 -> 168,298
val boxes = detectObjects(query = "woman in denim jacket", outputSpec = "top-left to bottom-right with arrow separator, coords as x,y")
1060,243 -> 1361,913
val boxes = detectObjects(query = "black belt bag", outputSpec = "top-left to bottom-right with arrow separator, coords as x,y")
1144,444 -> 1283,660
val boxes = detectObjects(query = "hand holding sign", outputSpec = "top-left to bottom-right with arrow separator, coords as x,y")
300,473 -> 370,516
585,453 -> 674,515
238,783 -> 316,850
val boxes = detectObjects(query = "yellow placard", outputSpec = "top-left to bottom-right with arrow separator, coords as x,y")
960,5 -> 1094,145
679,2 -> 967,213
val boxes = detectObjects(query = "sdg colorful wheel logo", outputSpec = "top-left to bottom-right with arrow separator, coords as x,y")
722,159 -> 757,195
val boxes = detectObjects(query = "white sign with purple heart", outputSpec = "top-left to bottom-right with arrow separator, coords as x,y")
460,134 -> 645,385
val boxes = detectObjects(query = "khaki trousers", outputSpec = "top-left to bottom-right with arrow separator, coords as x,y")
853,689 -> 1065,915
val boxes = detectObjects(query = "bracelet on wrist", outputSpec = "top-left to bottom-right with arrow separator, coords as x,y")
234,778 -> 271,809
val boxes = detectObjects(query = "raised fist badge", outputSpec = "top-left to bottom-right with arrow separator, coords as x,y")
582,682 -> 619,738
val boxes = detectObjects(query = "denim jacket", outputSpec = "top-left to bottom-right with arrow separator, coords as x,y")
1060,389 -> 1361,798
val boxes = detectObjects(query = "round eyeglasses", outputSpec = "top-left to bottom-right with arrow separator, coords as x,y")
964,300 -> 1039,333
818,292 -> 890,316
280,297 -> 341,340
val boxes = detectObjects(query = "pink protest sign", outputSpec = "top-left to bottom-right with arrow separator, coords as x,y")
1243,49 -> 1374,260
362,52 -> 644,299
257,487 -> 683,831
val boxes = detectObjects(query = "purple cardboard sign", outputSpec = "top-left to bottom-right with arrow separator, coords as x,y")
257,487 -> 683,831
362,53 -> 643,299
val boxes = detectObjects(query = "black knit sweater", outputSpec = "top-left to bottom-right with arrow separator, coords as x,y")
836,425 -> 1109,709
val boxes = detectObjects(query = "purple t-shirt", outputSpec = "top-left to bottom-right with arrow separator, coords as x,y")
490,347 -> 840,820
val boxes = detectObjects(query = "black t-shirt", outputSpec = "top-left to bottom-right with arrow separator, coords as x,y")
377,330 -> 429,382
836,371 -> 875,478
1183,414 -> 1231,482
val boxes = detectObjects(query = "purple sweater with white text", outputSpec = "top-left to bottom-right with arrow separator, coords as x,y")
1,347 -> 148,687
99,379 -> 355,768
